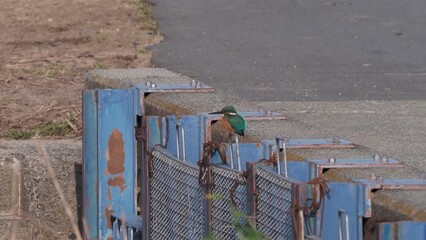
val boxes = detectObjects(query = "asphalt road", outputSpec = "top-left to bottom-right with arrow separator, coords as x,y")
152,0 -> 426,101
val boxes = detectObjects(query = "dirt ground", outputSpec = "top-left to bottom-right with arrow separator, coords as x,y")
0,0 -> 161,139
0,0 -> 160,238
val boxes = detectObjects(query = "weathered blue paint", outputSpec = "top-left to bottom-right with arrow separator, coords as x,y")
262,138 -> 355,149
321,180 -> 426,240
377,221 -> 426,240
97,89 -> 136,240
227,143 -> 270,170
111,212 -> 143,240
146,116 -> 162,151
144,113 -> 285,166
286,161 -> 311,182
163,115 -> 202,164
321,183 -> 364,240
83,90 -> 99,239
355,179 -> 426,218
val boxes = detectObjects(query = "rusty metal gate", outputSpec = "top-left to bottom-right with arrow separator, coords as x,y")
209,164 -> 248,240
149,146 -> 206,239
248,164 -> 302,240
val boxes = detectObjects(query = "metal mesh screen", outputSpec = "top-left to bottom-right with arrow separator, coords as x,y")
256,166 -> 295,240
149,148 -> 206,239
210,165 -> 247,240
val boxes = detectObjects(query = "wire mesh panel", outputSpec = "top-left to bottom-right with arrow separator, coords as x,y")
255,165 -> 296,240
210,165 -> 247,240
150,147 -> 206,239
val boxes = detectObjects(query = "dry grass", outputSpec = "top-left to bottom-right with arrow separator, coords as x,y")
0,0 -> 162,139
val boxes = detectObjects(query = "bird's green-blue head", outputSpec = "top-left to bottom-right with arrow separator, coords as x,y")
209,105 -> 239,115
221,105 -> 237,114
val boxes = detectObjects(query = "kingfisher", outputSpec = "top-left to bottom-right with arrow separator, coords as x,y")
210,105 -> 247,137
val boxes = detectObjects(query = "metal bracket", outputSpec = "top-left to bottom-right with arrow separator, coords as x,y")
338,209 -> 350,240
83,81 -> 214,240
308,156 -> 403,179
262,137 -> 356,150
321,178 -> 426,240
246,162 -> 313,239
198,111 -> 286,143
135,81 -> 215,115
145,113 -> 283,165
356,177 -> 426,218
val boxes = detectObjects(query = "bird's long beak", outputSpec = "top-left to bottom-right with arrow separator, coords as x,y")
209,111 -> 223,114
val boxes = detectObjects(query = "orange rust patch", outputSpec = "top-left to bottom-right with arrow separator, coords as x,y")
108,175 -> 127,192
106,129 -> 125,175
105,205 -> 114,229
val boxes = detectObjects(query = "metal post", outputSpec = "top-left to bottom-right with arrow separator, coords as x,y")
275,137 -> 281,175
235,134 -> 241,171
275,135 -> 288,177
228,134 -> 234,169
338,209 -> 349,240
176,123 -> 180,159
282,138 -> 288,177
176,122 -> 186,161
181,125 -> 186,161
298,210 -> 304,240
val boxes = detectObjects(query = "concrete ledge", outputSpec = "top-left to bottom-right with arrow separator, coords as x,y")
85,68 -> 426,226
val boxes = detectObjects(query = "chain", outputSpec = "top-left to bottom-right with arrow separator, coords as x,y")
230,171 -> 248,209
197,141 -> 223,187
294,176 -> 331,238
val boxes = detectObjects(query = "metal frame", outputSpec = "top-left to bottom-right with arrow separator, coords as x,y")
246,162 -> 305,240
338,209 -> 350,240
147,145 -> 207,240
135,81 -> 214,115
83,82 -> 215,239
281,156 -> 403,183
144,113 -> 284,165
111,213 -> 143,240
198,111 -> 286,143
355,178 -> 426,218
375,221 -> 426,240
321,178 -> 426,240
308,157 -> 403,179
262,137 -> 356,150
207,163 -> 247,239
83,80 -> 426,240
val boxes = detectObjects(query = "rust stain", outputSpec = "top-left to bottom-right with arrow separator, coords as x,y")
157,116 -> 163,133
88,196 -> 91,208
107,237 -> 113,240
107,187 -> 112,200
108,175 -> 128,192
105,205 -> 114,229
106,129 -> 125,175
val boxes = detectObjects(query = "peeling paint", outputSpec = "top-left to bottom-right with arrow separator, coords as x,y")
107,187 -> 112,200
105,205 -> 114,229
108,175 -> 128,192
106,129 -> 125,175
